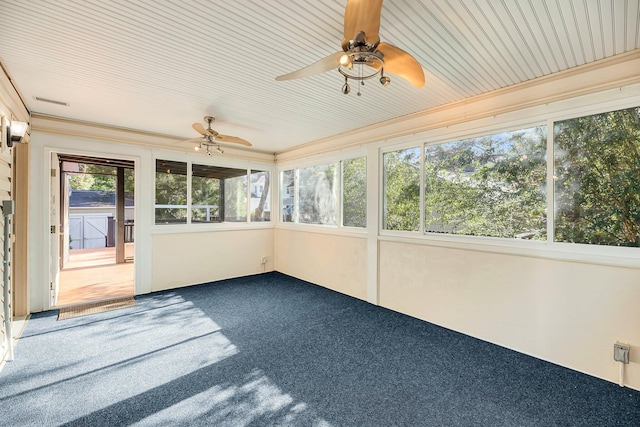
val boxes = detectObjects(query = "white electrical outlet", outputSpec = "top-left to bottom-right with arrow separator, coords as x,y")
614,343 -> 630,364
261,257 -> 267,265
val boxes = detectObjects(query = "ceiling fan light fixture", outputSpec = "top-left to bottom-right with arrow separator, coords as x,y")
380,74 -> 391,87
342,80 -> 351,95
339,53 -> 352,68
338,50 -> 385,95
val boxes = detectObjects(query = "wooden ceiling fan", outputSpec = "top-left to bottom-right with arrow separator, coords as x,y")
178,116 -> 252,155
276,0 -> 424,94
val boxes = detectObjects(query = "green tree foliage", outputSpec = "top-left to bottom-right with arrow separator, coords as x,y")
554,106 -> 640,246
383,147 -> 420,231
424,126 -> 547,239
68,172 -> 96,191
342,157 -> 367,227
155,161 -> 187,223
69,164 -> 134,195
191,175 -> 220,222
224,175 -> 247,222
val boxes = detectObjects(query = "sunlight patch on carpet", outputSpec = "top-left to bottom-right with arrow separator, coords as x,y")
57,297 -> 136,320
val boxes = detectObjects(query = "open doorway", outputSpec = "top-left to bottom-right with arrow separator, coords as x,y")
53,153 -> 135,307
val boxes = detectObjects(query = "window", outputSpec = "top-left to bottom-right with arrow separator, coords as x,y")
280,158 -> 366,228
298,164 -> 336,225
155,160 -> 271,225
155,160 -> 187,224
554,106 -> 640,247
342,157 -> 367,227
281,170 -> 295,222
191,164 -> 221,223
251,170 -> 270,221
383,147 -> 420,231
224,171 -> 247,222
424,126 -> 547,239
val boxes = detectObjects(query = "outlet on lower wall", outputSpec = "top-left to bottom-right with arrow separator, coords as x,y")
614,343 -> 630,364
261,257 -> 267,265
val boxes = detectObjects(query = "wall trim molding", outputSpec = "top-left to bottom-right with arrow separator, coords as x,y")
30,113 -> 276,163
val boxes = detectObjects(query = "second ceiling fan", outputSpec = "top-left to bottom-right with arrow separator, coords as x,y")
179,116 -> 252,156
276,0 -> 425,95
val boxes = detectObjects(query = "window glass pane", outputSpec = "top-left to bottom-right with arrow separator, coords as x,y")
298,164 -> 336,225
224,173 -> 247,222
554,106 -> 640,246
424,126 -> 547,239
155,160 -> 187,224
250,170 -> 271,222
281,170 -> 295,222
342,157 -> 366,228
191,163 -> 221,223
383,148 -> 420,231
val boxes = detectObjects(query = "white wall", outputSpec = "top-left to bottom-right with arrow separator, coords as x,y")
275,228 -> 367,300
152,229 -> 274,292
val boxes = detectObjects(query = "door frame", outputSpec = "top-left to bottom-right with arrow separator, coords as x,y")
49,152 -> 61,307
46,148 -> 139,309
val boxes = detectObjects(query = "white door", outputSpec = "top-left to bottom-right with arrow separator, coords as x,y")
83,214 -> 109,248
68,215 -> 83,249
49,153 -> 61,307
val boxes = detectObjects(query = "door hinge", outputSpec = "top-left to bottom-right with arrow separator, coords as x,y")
51,168 -> 57,177
50,225 -> 56,234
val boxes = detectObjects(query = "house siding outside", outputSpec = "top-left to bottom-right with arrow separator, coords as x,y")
0,67 -> 29,366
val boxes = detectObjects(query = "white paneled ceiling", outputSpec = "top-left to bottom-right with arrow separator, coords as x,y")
1,0 -> 639,153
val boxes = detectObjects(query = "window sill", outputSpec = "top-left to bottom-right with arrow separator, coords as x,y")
378,232 -> 640,269
276,222 -> 368,238
152,221 -> 274,234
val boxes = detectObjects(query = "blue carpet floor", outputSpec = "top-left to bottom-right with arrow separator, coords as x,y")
1,272 -> 639,426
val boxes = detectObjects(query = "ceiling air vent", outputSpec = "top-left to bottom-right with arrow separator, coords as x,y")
33,96 -> 69,106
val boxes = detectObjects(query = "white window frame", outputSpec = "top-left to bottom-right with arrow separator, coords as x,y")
276,148 -> 368,236
341,155 -> 368,229
152,151 -> 274,234
380,144 -> 423,234
378,99 -> 640,268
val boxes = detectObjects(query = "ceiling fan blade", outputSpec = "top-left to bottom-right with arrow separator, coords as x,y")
342,0 -> 383,50
276,52 -> 343,81
215,134 -> 252,147
192,122 -> 211,136
376,42 -> 425,88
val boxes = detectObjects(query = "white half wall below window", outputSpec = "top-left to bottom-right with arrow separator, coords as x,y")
379,240 -> 640,391
275,228 -> 367,300
151,228 -> 274,292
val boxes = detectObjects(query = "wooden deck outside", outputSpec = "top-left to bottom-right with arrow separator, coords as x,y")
57,244 -> 134,306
